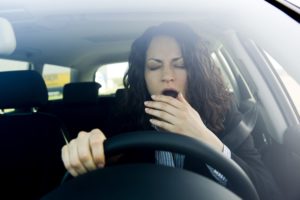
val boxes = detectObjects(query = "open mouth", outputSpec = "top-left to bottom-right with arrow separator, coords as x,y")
162,89 -> 178,98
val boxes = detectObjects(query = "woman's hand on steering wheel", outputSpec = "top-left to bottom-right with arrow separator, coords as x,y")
61,129 -> 106,177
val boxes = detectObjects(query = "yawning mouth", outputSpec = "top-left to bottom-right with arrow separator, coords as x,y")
162,89 -> 178,98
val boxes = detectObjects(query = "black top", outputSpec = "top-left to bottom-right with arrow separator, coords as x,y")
106,101 -> 283,200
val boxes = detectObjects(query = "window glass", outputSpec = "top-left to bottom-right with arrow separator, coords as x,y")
95,62 -> 128,95
42,64 -> 72,100
0,58 -> 29,71
211,52 -> 234,93
265,51 -> 300,115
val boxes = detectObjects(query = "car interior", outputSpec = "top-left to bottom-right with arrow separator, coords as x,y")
0,0 -> 300,199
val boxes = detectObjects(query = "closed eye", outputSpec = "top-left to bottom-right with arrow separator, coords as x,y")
146,59 -> 162,71
172,58 -> 185,69
174,64 -> 185,68
147,65 -> 161,71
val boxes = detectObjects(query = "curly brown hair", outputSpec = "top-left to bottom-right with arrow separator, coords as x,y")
123,22 -> 231,134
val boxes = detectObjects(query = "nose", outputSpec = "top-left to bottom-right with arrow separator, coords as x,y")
161,66 -> 175,83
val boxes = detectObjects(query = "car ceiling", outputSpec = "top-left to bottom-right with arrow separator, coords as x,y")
0,0 -> 300,83
0,0 -> 247,71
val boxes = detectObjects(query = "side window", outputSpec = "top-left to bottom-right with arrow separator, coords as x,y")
42,64 -> 72,100
95,62 -> 128,95
264,51 -> 300,115
0,58 -> 29,71
211,52 -> 234,93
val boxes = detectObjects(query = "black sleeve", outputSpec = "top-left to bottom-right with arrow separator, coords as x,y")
230,135 -> 283,200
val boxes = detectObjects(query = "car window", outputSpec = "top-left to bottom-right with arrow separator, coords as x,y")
264,50 -> 300,116
42,64 -> 73,100
0,58 -> 29,71
211,52 -> 234,93
95,62 -> 128,96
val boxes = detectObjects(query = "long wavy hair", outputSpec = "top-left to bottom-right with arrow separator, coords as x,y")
122,22 -> 231,134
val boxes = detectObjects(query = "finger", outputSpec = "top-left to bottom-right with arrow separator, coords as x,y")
149,118 -> 175,133
151,95 -> 182,109
145,107 -> 177,124
89,129 -> 106,168
77,131 -> 97,171
69,139 -> 88,175
144,101 -> 178,116
61,144 -> 79,177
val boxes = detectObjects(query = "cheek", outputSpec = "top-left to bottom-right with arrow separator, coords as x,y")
145,73 -> 155,95
145,73 -> 160,95
177,71 -> 188,86
177,71 -> 188,96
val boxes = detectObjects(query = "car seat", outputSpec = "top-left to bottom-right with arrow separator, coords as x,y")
0,70 -> 67,200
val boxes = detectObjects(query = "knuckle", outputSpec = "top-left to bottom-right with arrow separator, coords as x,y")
70,160 -> 82,170
91,129 -> 106,140
79,152 -> 90,163
160,112 -> 166,119
90,137 -> 103,147
91,128 -> 101,134
69,139 -> 77,146
147,101 -> 153,107
78,131 -> 87,137
170,98 -> 176,104
61,144 -> 67,152
182,106 -> 188,112
156,103 -> 162,110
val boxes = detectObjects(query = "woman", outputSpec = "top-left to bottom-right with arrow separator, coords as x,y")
61,22 -> 282,199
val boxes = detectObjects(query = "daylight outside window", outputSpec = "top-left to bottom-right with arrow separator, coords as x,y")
42,64 -> 72,100
265,51 -> 300,115
0,58 -> 29,71
95,62 -> 128,95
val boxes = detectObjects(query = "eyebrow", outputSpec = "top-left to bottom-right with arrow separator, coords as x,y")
147,57 -> 183,63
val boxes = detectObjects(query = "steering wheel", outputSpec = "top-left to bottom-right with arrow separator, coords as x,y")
42,131 -> 259,200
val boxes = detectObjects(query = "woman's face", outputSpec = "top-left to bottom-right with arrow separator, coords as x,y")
145,36 -> 187,98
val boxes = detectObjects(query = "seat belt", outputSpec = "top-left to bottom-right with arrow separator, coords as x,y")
222,100 -> 258,151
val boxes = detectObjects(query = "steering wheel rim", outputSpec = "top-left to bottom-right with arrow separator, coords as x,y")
52,130 -> 259,200
103,131 -> 259,200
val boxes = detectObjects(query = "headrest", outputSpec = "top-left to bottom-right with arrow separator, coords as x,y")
0,70 -> 48,109
0,18 -> 16,55
63,82 -> 101,104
